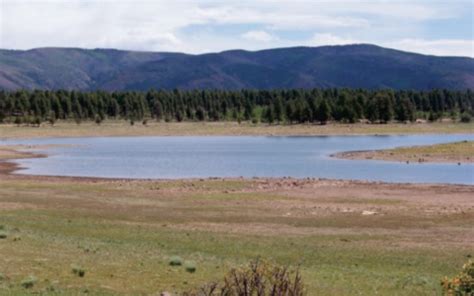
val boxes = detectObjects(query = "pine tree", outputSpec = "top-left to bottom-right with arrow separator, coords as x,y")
380,96 -> 393,123
264,105 -> 275,124
316,99 -> 330,125
274,97 -> 284,123
153,100 -> 163,121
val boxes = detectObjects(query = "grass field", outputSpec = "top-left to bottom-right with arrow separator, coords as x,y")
1,120 -> 473,138
0,173 -> 472,295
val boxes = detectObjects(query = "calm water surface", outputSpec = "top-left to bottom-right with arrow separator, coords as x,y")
1,135 -> 473,184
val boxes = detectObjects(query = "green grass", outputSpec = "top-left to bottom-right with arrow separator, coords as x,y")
349,140 -> 474,163
0,208 -> 470,295
389,140 -> 473,158
0,175 -> 472,295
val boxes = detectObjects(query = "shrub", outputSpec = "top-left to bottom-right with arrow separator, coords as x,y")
34,117 -> 41,127
460,113 -> 472,123
185,261 -> 197,273
0,231 -> 7,239
48,117 -> 56,126
450,110 -> 458,121
441,260 -> 474,295
183,259 -> 305,295
169,256 -> 183,266
21,275 -> 37,289
95,116 -> 103,125
0,273 -> 5,281
428,111 -> 440,122
14,117 -> 22,126
72,265 -> 86,277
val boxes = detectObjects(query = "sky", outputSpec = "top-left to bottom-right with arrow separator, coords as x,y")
0,0 -> 473,57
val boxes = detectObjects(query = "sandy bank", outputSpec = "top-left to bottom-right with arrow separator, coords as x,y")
333,141 -> 473,164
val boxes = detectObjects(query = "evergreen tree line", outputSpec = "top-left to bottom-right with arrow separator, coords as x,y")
0,88 -> 472,125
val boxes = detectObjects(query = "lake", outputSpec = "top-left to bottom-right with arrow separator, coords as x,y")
1,135 -> 473,184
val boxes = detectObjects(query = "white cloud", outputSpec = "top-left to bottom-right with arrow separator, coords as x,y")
306,33 -> 473,57
241,30 -> 277,42
0,0 -> 472,57
195,6 -> 370,30
309,33 -> 359,46
386,38 -> 474,57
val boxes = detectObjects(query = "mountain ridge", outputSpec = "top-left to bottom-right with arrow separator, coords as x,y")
1,44 -> 473,90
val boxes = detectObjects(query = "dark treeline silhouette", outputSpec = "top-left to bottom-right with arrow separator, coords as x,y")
0,89 -> 472,125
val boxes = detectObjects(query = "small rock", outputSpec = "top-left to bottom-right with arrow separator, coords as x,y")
362,210 -> 377,216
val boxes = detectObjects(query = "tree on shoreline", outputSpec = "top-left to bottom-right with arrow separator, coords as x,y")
316,99 -> 331,125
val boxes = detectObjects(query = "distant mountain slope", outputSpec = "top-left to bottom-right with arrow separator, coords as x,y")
1,44 -> 473,90
0,48 -> 182,90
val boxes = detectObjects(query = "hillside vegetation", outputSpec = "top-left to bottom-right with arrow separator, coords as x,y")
1,44 -> 473,90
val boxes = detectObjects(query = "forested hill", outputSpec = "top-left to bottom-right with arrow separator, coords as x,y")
1,44 -> 473,91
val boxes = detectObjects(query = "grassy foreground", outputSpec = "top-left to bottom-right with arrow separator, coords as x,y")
0,120 -> 473,138
0,172 -> 473,295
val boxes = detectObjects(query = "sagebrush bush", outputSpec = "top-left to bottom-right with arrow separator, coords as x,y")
0,231 -> 7,239
441,260 -> 474,295
183,259 -> 305,296
21,275 -> 37,289
71,265 -> 86,277
169,256 -> 183,266
185,261 -> 197,273
460,113 -> 472,123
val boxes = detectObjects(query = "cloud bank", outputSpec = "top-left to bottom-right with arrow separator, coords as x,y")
1,0 -> 472,57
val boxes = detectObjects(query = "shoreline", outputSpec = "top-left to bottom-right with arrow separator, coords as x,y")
333,141 -> 474,164
1,121 -> 473,139
0,146 -> 47,175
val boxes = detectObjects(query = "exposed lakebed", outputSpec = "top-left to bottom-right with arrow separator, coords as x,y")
1,134 -> 473,184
